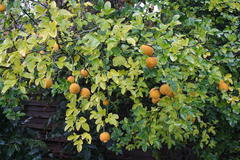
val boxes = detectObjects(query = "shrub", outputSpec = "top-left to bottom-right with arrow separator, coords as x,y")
0,0 -> 239,159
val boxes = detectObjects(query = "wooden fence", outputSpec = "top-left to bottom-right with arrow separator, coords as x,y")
22,100 -> 154,160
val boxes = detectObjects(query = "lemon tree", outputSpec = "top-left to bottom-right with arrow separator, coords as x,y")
0,0 -> 239,159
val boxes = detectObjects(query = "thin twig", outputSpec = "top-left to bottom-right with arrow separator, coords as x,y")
20,6 -> 38,26
30,0 -> 48,8
10,13 -> 18,29
78,26 -> 99,35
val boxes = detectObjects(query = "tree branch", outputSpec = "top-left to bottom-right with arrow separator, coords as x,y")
20,6 -> 38,26
78,26 -> 99,35
29,0 -> 48,8
10,13 -> 18,29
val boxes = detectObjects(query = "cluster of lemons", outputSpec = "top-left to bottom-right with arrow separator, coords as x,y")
140,44 -> 174,103
149,84 -> 174,104
140,45 -> 157,69
140,44 -> 230,124
1,0 -> 231,147
42,44 -> 230,141
44,69 -> 90,97
43,69 -> 111,143
67,69 -> 90,98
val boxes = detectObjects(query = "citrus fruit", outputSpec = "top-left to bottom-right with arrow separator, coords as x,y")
0,4 -> 6,12
67,76 -> 75,83
100,132 -> 110,143
103,99 -> 110,106
218,80 -> 229,91
159,84 -> 172,96
44,79 -> 53,89
140,45 -> 154,56
80,88 -> 91,99
146,57 -> 157,69
149,88 -> 161,99
69,83 -> 80,94
80,69 -> 89,78
152,98 -> 160,104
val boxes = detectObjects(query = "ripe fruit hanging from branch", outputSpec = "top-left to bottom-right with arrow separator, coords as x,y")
159,84 -> 173,96
80,69 -> 89,78
146,57 -> 157,69
218,80 -> 229,91
80,88 -> 91,99
103,99 -> 110,106
69,83 -> 80,94
44,78 -> 53,88
140,45 -> 154,56
149,88 -> 161,99
100,132 -> 111,143
152,97 -> 160,104
1,0 -> 238,155
0,4 -> 6,12
67,76 -> 75,83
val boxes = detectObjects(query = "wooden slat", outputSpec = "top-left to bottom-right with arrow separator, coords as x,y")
23,100 -> 155,160
24,123 -> 51,130
22,100 -> 58,107
24,110 -> 55,118
47,142 -> 64,153
39,137 -> 67,143
24,117 -> 49,124
24,105 -> 57,112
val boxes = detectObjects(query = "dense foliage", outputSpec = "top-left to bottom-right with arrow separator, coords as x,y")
0,0 -> 239,159
0,108 -> 47,160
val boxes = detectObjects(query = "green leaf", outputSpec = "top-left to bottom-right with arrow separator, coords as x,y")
67,134 -> 80,141
104,1 -> 111,10
91,84 -> 98,92
102,1 -> 115,15
113,56 -> 127,67
83,35 -> 100,50
48,21 -> 58,38
2,80 -> 17,93
76,121 -> 81,131
76,140 -> 83,152
105,113 -> 119,127
81,132 -> 92,144
185,55 -> 195,64
64,123 -> 73,131
172,15 -> 180,20
100,82 -> 106,90
106,38 -> 118,51
126,37 -> 136,46
82,123 -> 90,132
56,56 -> 66,69
66,108 -> 74,116
79,117 -> 87,123
50,1 -> 57,8
59,9 -> 73,17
